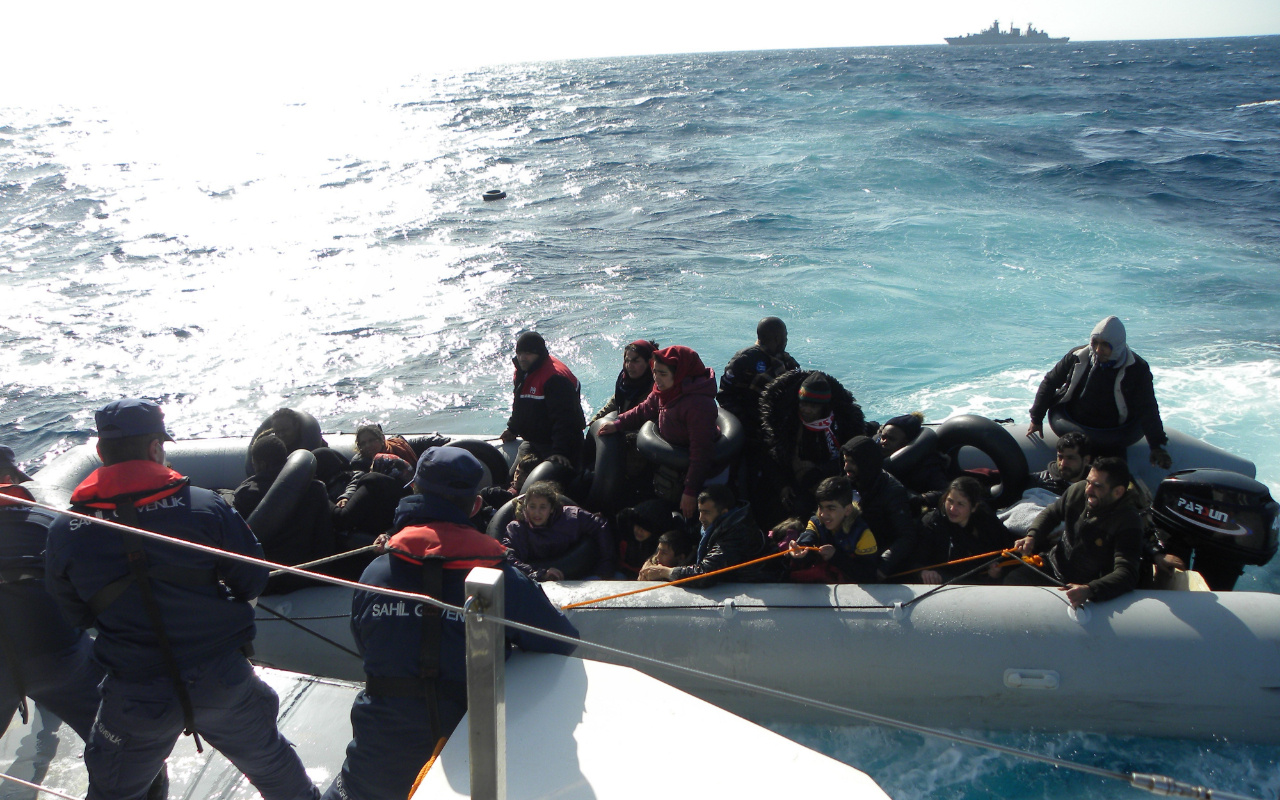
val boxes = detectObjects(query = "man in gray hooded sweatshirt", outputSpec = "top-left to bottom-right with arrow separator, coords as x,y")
1027,316 -> 1172,469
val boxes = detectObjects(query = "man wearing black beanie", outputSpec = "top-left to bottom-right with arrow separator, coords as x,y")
500,331 -> 586,474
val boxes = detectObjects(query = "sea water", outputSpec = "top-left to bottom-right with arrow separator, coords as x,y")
3,36 -> 1278,799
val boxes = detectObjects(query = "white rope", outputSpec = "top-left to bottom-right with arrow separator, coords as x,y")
0,772 -> 81,800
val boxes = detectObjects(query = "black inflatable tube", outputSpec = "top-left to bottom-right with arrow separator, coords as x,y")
635,408 -> 744,469
935,415 -> 1029,510
443,439 -> 510,490
522,459 -> 577,491
1047,406 -> 1145,450
247,450 -> 317,542
586,414 -> 625,514
884,426 -> 939,481
244,411 -> 326,477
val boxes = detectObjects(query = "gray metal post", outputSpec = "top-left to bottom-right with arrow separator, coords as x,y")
464,567 -> 506,800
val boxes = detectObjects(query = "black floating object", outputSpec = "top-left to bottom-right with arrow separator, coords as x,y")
483,189 -> 507,202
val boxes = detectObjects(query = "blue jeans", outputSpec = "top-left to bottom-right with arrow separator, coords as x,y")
86,650 -> 318,800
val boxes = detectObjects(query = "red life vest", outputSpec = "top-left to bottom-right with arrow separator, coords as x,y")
513,355 -> 580,401
388,521 -> 507,569
0,483 -> 35,508
70,461 -> 188,511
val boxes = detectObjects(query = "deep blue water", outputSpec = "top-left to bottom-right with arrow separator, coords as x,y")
3,36 -> 1279,799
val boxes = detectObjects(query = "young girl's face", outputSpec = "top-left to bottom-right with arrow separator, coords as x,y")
944,491 -> 973,527
633,524 -> 654,542
355,431 -> 385,460
655,542 -> 678,567
652,362 -> 675,391
524,495 -> 554,527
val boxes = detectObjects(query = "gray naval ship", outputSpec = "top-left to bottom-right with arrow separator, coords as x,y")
946,20 -> 1069,45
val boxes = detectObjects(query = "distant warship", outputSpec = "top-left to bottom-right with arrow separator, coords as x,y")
945,20 -> 1068,45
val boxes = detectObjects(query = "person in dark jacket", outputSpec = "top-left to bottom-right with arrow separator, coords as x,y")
716,316 -> 800,436
500,331 -> 587,472
501,481 -> 615,580
1027,316 -> 1172,469
45,399 -> 317,800
586,339 -> 659,506
759,371 -> 867,524
590,339 -> 658,422
614,499 -> 683,579
0,470 -> 103,745
333,452 -> 414,539
1028,431 -> 1093,496
639,485 -> 769,586
1006,457 -> 1144,606
915,477 -> 1014,585
787,476 -> 880,584
233,433 -> 334,593
841,435 -> 921,579
600,345 -> 721,519
322,447 -> 578,800
878,412 -> 950,498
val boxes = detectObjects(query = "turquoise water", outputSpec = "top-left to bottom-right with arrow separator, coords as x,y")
3,36 -> 1279,798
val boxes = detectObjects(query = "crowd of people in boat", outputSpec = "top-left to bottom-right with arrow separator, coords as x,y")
0,312 -> 1245,800
191,313 -> 1209,608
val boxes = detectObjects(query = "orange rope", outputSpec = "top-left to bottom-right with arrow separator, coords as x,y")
407,736 -> 449,797
889,549 -> 1007,579
561,546 -> 820,610
891,549 -> 1044,579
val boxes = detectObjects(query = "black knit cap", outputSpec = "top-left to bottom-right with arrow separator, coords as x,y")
884,413 -> 923,439
798,373 -> 832,404
515,331 -> 549,356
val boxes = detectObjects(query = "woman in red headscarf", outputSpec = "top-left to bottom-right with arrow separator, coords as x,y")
599,345 -> 719,518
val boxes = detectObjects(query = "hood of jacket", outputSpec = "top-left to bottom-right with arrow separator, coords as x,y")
841,435 -> 884,493
653,346 -> 716,406
1090,315 -> 1130,366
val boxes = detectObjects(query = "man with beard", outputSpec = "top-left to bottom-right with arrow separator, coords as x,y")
1028,431 -> 1093,496
1006,457 -> 1144,607
1027,316 -> 1171,469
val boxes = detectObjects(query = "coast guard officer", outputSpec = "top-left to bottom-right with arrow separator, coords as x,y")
45,399 -> 317,800
323,446 -> 578,800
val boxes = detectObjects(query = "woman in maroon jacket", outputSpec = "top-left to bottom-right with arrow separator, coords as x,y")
599,345 -> 719,518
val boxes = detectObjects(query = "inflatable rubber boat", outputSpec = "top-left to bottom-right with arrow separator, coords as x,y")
26,417 -> 1280,742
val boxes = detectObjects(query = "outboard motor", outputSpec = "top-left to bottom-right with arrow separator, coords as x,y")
1151,468 -> 1278,590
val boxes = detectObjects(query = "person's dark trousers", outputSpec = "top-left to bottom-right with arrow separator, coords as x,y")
320,684 -> 466,800
85,650 -> 318,800
0,635 -> 102,742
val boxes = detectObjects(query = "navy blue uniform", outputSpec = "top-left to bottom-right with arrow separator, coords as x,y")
323,493 -> 579,800
0,487 -> 103,742
45,460 -> 317,800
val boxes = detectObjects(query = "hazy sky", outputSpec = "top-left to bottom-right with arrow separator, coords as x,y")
6,0 -> 1278,105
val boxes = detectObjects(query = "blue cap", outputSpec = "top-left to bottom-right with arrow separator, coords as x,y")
409,446 -> 484,499
95,398 -> 175,442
